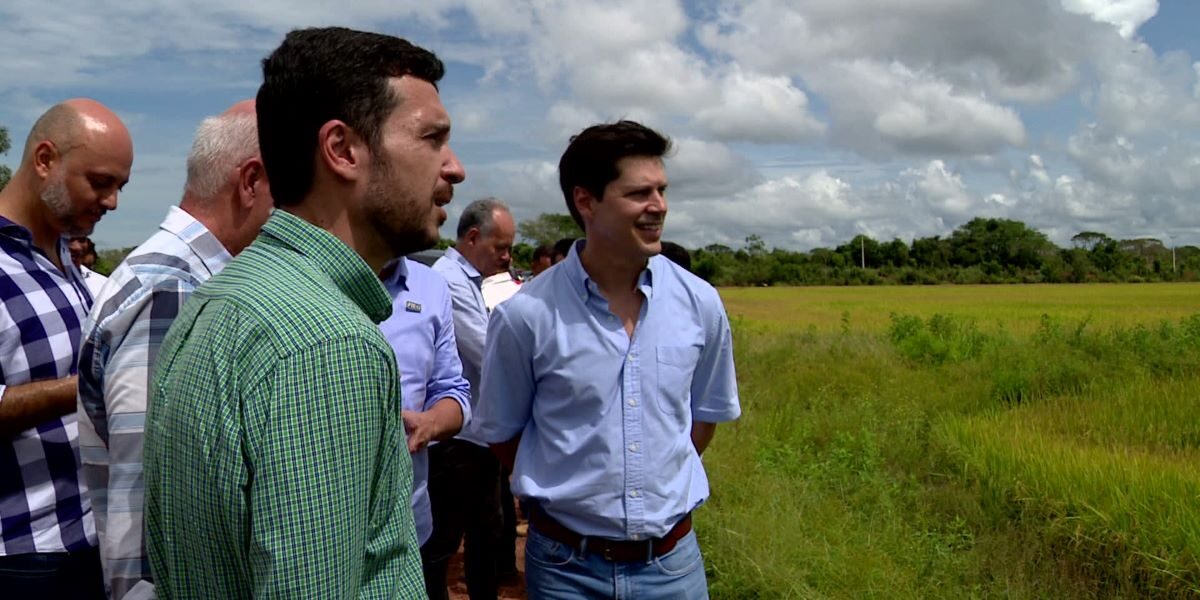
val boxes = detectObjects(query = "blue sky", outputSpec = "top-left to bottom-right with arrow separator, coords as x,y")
1,0 -> 1197,251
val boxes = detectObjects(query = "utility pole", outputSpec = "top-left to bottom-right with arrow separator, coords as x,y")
860,236 -> 866,269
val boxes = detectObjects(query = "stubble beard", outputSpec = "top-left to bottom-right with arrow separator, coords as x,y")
41,173 -> 92,236
365,162 -> 437,257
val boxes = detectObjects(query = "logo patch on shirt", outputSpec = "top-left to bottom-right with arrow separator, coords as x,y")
405,301 -> 422,313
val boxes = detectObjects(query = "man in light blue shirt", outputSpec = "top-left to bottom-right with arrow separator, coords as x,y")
429,198 -> 515,600
379,256 -> 472,599
476,121 -> 741,599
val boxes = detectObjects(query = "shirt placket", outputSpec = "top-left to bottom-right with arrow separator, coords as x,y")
622,334 -> 647,540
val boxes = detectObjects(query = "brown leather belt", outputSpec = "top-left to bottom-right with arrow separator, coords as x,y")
528,506 -> 692,562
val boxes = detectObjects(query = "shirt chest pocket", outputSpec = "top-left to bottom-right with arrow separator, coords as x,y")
653,345 -> 701,427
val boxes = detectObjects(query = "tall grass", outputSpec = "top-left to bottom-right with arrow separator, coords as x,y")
700,286 -> 1200,598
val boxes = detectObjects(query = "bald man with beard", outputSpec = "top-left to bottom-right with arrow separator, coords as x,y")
0,99 -> 133,598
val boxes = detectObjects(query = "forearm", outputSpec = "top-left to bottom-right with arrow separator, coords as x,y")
490,435 -> 521,471
426,397 -> 464,442
0,376 -> 78,437
691,421 -> 717,456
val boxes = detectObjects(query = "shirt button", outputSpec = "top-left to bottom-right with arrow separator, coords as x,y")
627,398 -> 637,407
628,443 -> 640,452
629,489 -> 641,498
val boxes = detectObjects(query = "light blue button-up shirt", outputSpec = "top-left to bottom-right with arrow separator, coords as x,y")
379,258 -> 472,545
431,247 -> 490,446
476,242 -> 740,540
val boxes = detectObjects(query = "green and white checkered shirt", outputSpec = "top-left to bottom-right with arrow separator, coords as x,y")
144,210 -> 424,599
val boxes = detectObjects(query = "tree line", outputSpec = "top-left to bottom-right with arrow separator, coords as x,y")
19,157 -> 1195,286
515,213 -> 1199,286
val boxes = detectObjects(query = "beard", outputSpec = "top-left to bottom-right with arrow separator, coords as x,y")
41,172 -> 93,236
363,160 -> 439,258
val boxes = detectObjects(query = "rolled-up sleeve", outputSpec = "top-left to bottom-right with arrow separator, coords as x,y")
476,305 -> 535,444
425,284 -> 471,424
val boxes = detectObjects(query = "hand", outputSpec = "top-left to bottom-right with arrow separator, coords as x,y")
401,410 -> 437,454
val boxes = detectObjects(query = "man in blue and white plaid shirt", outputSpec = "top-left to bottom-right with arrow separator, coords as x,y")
0,99 -> 133,598
76,99 -> 273,600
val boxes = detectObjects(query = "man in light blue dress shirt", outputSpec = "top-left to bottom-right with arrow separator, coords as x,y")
476,121 -> 741,599
430,198 -> 516,599
379,256 -> 472,599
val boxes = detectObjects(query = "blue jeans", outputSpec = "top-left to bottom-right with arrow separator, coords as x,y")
524,526 -> 709,599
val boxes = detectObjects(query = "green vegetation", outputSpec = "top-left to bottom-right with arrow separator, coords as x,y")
700,284 -> 1200,598
516,212 -> 582,246
687,219 -> 1198,286
0,125 -> 11,191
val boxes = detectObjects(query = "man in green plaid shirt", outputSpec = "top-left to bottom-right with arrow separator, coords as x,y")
144,27 -> 466,599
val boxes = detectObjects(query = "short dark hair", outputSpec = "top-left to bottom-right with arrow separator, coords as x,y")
532,243 -> 554,261
552,237 -> 575,260
69,236 -> 96,255
558,120 -> 671,229
660,241 -> 692,272
257,27 -> 445,206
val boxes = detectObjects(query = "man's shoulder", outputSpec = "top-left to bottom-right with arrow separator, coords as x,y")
430,254 -> 462,281
653,255 -> 722,304
99,230 -> 206,304
404,258 -> 450,292
193,244 -> 389,353
492,271 -> 557,325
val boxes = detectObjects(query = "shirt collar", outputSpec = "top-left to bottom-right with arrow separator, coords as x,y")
444,246 -> 482,280
0,215 -> 82,280
563,239 -> 656,303
261,210 -> 392,324
0,215 -> 28,240
159,206 -> 234,278
380,256 -> 411,292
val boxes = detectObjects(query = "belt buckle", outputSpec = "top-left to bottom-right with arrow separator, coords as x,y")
601,543 -> 615,561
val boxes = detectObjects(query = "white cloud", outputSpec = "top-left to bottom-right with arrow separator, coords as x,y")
668,138 -> 765,199
697,0 -> 1097,102
1067,126 -> 1200,195
1060,0 -> 1158,38
566,44 -> 715,116
812,60 -> 1027,157
693,68 -> 825,143
544,102 -> 604,143
1089,47 -> 1200,136
905,160 -> 976,217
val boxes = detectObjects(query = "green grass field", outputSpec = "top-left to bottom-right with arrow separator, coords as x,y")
700,283 -> 1200,598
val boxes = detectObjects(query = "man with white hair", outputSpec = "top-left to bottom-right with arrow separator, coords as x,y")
76,99 -> 273,599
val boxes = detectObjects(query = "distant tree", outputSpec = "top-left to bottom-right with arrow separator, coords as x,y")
911,236 -> 951,268
0,125 -> 12,191
1119,238 -> 1167,260
94,246 -> 138,276
880,238 -> 911,267
744,234 -> 767,256
511,242 -> 534,269
948,218 -> 1055,270
517,213 -> 583,246
836,234 -> 881,268
1071,231 -> 1112,251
